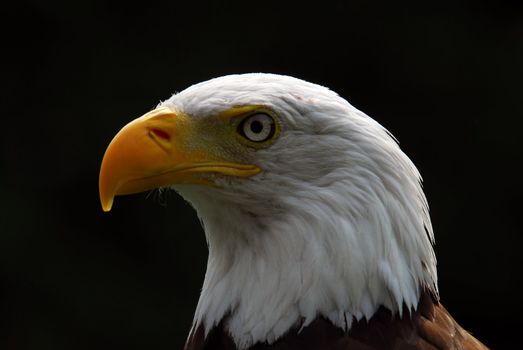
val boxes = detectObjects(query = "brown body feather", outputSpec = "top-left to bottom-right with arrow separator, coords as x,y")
185,290 -> 488,350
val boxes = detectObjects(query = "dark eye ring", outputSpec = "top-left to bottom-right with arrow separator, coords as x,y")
238,113 -> 276,142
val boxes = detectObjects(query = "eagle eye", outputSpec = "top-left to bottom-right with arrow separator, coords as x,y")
238,113 -> 276,143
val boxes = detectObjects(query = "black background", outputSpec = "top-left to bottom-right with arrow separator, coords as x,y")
3,1 -> 522,349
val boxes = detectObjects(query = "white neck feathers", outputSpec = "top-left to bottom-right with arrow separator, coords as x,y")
176,142 -> 437,349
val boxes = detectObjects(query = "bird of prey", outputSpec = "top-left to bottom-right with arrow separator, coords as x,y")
99,74 -> 488,350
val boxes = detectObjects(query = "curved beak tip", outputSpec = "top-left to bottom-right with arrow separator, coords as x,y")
101,198 -> 113,212
99,184 -> 115,212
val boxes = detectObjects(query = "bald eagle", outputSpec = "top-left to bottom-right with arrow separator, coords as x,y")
99,74 -> 488,350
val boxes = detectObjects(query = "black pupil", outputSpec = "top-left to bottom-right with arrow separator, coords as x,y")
250,120 -> 264,133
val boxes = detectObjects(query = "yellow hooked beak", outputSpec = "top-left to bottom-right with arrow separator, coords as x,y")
99,106 -> 261,212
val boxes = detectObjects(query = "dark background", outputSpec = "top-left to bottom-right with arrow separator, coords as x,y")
3,1 -> 522,349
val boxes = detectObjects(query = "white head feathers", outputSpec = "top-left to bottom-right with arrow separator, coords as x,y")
162,74 -> 438,349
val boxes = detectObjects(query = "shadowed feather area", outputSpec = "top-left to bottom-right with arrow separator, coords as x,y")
185,289 -> 488,350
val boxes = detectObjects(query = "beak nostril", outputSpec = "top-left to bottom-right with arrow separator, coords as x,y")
150,128 -> 171,141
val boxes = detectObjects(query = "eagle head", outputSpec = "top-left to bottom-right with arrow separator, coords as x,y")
100,73 -> 438,349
